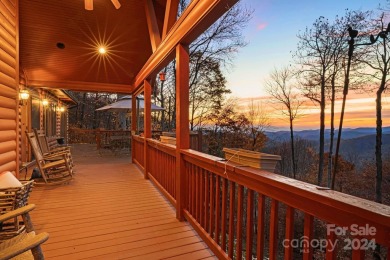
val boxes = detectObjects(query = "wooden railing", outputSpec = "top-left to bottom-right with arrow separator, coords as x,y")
68,128 -> 131,148
181,149 -> 390,259
147,139 -> 176,206
132,135 -> 145,169
136,140 -> 390,259
68,128 -> 96,144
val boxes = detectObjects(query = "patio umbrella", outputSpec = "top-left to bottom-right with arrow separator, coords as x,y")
96,95 -> 164,112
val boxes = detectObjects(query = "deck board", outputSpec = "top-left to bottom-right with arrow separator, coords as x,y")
29,144 -> 215,259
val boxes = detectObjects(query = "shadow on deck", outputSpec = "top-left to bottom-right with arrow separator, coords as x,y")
29,144 -> 215,259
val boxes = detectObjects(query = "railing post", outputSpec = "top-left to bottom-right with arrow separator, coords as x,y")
131,94 -> 137,163
175,43 -> 190,221
144,79 -> 152,179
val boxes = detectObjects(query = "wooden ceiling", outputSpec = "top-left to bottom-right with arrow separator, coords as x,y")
19,0 -> 167,93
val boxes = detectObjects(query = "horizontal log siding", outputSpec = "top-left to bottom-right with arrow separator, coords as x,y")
0,0 -> 18,173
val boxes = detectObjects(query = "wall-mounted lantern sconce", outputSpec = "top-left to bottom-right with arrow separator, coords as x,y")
57,106 -> 65,113
19,89 -> 30,106
42,99 -> 49,107
159,71 -> 166,81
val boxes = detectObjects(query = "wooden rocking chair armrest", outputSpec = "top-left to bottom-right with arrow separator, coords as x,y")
44,153 -> 66,160
0,232 -> 49,260
47,151 -> 68,156
0,204 -> 35,223
51,146 -> 70,152
42,159 -> 66,169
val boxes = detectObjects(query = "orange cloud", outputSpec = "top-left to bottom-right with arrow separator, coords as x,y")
257,22 -> 268,31
237,93 -> 390,130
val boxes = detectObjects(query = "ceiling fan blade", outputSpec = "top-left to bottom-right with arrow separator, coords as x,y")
111,0 -> 121,9
85,0 -> 93,10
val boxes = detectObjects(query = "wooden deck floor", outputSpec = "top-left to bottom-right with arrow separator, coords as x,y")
29,145 -> 215,260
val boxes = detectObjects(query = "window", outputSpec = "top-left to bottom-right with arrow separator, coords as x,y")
31,97 -> 40,130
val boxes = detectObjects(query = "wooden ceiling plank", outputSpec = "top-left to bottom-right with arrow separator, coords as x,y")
28,80 -> 133,94
144,0 -> 162,52
162,0 -> 179,40
133,0 -> 238,91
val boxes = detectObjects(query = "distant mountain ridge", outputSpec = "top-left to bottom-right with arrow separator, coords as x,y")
265,127 -> 390,142
265,127 -> 390,165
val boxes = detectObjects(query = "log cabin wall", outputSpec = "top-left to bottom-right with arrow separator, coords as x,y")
0,0 -> 19,174
19,71 -> 27,163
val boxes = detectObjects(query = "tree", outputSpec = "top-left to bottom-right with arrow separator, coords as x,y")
358,13 -> 390,203
265,67 -> 303,178
243,100 -> 269,151
295,16 -> 335,185
203,99 -> 250,157
295,11 -> 368,186
155,1 -> 252,132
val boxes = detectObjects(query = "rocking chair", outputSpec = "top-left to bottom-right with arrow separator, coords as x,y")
0,204 -> 49,260
26,133 -> 73,185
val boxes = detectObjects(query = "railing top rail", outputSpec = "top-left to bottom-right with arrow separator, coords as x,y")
181,149 -> 390,245
132,135 -> 145,142
146,138 -> 176,156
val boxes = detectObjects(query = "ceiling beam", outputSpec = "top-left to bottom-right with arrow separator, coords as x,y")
144,0 -> 161,52
133,0 -> 238,91
28,80 -> 132,94
162,0 -> 179,40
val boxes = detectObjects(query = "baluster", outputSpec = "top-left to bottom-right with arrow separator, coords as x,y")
221,177 -> 228,251
209,173 -> 215,236
192,164 -> 196,215
200,168 -> 205,228
246,189 -> 254,260
284,206 -> 294,260
269,199 -> 279,260
351,237 -> 365,260
257,193 -> 265,260
303,214 -> 313,260
186,162 -> 191,210
236,185 -> 244,260
204,170 -> 209,231
326,228 -> 336,260
228,181 -> 236,258
196,166 -> 200,220
215,175 -> 221,244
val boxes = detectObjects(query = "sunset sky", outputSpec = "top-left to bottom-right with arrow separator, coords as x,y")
226,0 -> 389,130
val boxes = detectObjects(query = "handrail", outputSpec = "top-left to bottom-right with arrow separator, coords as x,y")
146,138 -> 176,156
182,149 -> 390,227
132,135 -> 145,142
180,148 -> 390,259
137,137 -> 390,258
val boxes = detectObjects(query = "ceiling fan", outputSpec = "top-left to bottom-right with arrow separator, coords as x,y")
85,0 -> 121,10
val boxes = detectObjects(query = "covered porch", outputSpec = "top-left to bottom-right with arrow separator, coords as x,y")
0,0 -> 389,259
29,144 -> 214,259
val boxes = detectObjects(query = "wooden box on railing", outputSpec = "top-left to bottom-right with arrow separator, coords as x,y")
160,136 -> 176,145
222,148 -> 281,173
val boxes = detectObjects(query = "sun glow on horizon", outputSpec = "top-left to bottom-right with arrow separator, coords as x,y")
236,92 -> 390,130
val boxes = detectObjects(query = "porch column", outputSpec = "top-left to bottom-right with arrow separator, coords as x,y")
131,93 -> 137,163
175,43 -> 190,221
143,79 -> 152,179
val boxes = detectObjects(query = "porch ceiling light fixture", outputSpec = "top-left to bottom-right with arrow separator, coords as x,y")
42,99 -> 49,107
159,71 -> 166,81
19,89 -> 30,106
85,0 -> 121,10
98,47 -> 107,54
